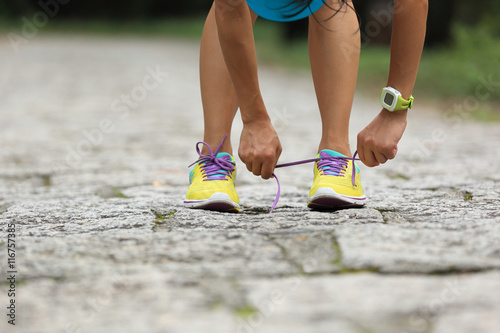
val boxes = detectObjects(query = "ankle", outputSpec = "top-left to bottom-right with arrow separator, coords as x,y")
201,138 -> 233,156
318,140 -> 351,157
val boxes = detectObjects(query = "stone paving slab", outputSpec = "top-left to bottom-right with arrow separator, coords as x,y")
0,35 -> 499,333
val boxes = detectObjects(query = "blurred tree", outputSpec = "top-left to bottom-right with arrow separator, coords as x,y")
281,0 -> 456,47
456,0 -> 500,24
283,18 -> 308,41
0,0 -> 499,42
425,0 -> 455,47
355,0 -> 456,47
147,1 -> 212,17
455,0 -> 500,36
0,1 -> 8,18
0,0 -> 212,19
1,0 -> 38,17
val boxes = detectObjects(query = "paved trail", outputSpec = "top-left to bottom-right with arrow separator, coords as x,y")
0,35 -> 499,333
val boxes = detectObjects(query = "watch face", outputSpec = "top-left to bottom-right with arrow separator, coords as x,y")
384,93 -> 395,106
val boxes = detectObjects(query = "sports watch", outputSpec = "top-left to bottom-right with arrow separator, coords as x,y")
380,87 -> 414,112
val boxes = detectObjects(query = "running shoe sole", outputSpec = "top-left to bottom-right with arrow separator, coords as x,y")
184,192 -> 240,213
308,187 -> 366,210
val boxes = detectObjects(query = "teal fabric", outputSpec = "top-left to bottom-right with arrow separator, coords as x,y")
189,153 -> 234,183
246,0 -> 325,22
320,149 -> 360,174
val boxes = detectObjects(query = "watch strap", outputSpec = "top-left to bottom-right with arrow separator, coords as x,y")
395,94 -> 414,111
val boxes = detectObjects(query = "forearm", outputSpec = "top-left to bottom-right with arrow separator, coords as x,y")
357,0 -> 428,166
214,0 -> 268,123
387,0 -> 428,99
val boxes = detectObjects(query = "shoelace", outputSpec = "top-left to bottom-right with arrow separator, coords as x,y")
188,136 -> 359,213
271,151 -> 359,212
188,136 -> 235,181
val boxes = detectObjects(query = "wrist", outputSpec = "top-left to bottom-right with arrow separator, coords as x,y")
242,111 -> 270,125
381,108 -> 408,121
385,82 -> 414,101
380,86 -> 414,111
240,97 -> 270,124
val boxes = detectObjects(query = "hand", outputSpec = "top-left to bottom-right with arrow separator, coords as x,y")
239,117 -> 282,179
357,109 -> 408,167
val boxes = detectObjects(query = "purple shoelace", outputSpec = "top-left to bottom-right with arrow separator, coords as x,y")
188,135 -> 235,181
271,151 -> 359,212
188,135 -> 359,213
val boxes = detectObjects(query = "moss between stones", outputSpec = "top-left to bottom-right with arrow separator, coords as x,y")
42,174 -> 51,187
153,210 -> 177,228
463,191 -> 473,201
331,236 -> 381,274
234,305 -> 258,319
113,188 -> 129,199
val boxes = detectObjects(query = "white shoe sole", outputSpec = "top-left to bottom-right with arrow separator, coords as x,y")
308,187 -> 366,210
184,192 -> 240,213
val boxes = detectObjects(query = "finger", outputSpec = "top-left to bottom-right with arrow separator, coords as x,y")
363,148 -> 380,167
252,160 -> 263,177
374,152 -> 388,164
356,133 -> 366,164
384,145 -> 398,160
261,158 -> 274,180
245,161 -> 253,173
357,145 -> 365,165
276,144 -> 282,161
239,152 -> 252,173
238,150 -> 251,172
241,154 -> 253,173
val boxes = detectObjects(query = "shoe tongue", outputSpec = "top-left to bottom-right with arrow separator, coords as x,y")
319,149 -> 346,158
216,152 -> 234,161
318,149 -> 360,173
201,152 -> 234,181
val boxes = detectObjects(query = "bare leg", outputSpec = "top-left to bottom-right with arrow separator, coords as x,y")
200,3 -> 258,155
308,0 -> 360,157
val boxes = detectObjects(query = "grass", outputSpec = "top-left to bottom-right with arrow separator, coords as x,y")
155,211 -> 176,221
155,214 -> 167,221
234,305 -> 258,319
0,17 -> 206,39
112,188 -> 129,199
2,17 -> 498,120
153,211 -> 176,227
418,25 -> 500,99
41,174 -> 51,187
253,21 -> 500,122
462,191 -> 473,201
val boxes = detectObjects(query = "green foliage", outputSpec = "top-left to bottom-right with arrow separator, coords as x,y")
254,21 -> 311,70
0,18 -> 206,40
0,2 -> 9,18
416,24 -> 500,102
234,305 -> 258,319
462,191 -> 473,201
112,188 -> 129,199
0,0 -> 213,19
1,14 -> 497,120
155,214 -> 166,221
255,20 -> 500,121
455,0 -> 500,26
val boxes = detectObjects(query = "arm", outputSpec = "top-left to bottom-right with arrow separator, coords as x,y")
214,0 -> 282,179
357,0 -> 428,167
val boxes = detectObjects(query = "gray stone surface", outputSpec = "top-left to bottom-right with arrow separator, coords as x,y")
0,35 -> 499,333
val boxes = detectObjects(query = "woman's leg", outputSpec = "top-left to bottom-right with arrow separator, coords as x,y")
308,0 -> 360,157
200,3 -> 258,155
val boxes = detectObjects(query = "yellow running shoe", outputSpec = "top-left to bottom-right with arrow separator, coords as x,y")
308,149 -> 366,209
184,139 -> 240,212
